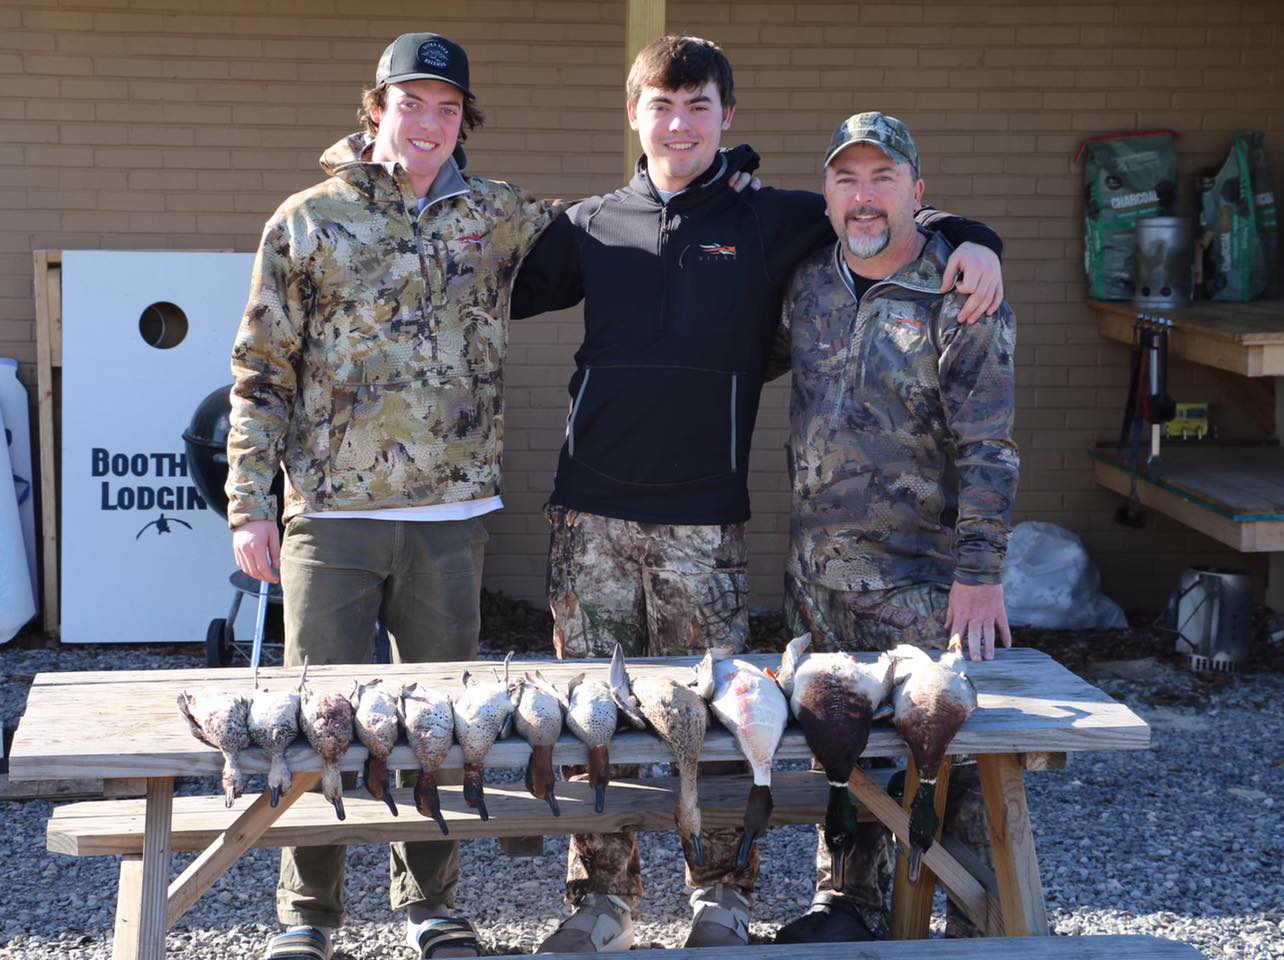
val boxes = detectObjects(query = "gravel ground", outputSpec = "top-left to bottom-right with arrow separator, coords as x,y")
1,620 -> 1282,959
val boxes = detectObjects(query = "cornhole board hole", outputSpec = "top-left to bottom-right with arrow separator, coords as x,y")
60,251 -> 255,645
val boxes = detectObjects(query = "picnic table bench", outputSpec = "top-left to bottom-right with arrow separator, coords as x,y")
9,648 -> 1157,960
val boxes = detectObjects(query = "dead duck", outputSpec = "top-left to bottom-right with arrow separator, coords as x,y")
177,688 -> 252,807
563,671 -> 618,813
700,648 -> 790,868
398,682 -> 455,835
610,644 -> 711,866
513,671 -> 566,816
352,678 -> 401,816
774,634 -> 894,890
247,661 -> 306,807
452,652 -> 517,821
299,680 -> 355,821
888,644 -> 978,883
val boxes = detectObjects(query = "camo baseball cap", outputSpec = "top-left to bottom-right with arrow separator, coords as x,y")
375,32 -> 470,95
824,111 -> 919,172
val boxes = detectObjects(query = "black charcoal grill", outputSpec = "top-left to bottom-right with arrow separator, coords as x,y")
183,384 -> 285,669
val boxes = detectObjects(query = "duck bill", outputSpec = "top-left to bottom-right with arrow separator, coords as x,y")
363,754 -> 398,815
588,745 -> 610,813
824,785 -> 857,892
737,784 -> 774,869
269,784 -> 282,807
906,847 -> 924,885
414,771 -> 449,836
331,795 -> 346,821
688,832 -> 706,867
463,763 -> 489,821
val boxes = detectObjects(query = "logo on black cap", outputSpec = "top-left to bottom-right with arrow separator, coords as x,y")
418,41 -> 449,69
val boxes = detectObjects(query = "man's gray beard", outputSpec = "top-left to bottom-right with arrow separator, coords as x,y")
845,229 -> 889,259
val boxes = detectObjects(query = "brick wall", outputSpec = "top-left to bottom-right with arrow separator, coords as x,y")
2,0 -> 1282,624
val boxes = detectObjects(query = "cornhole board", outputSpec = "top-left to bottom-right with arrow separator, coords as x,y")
59,251 -> 254,644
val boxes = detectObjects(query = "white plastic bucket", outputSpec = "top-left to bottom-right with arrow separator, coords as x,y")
0,398 -> 36,643
0,358 -> 38,614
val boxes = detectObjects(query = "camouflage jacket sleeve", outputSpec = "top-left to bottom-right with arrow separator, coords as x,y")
512,186 -> 564,261
937,298 -> 1019,585
764,280 -> 795,381
225,217 -> 303,528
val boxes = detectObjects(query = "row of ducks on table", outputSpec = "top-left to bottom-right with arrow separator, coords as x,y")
177,637 -> 976,883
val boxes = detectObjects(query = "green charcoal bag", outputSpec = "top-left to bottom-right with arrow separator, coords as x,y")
1198,132 -> 1278,301
1081,131 -> 1178,300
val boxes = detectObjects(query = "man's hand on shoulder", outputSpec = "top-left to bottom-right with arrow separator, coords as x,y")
729,171 -> 762,193
945,580 -> 1012,662
232,519 -> 281,584
941,242 -> 1004,325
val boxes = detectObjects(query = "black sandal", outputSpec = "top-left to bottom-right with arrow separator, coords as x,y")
411,917 -> 482,959
773,892 -> 881,944
263,926 -> 332,960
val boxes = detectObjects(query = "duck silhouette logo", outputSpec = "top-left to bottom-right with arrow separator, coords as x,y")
136,512 -> 193,539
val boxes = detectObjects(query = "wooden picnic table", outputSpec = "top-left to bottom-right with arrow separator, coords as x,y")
9,648 -> 1150,960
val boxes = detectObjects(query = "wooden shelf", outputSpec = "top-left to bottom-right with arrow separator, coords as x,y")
1089,445 -> 1284,552
1090,298 -> 1284,377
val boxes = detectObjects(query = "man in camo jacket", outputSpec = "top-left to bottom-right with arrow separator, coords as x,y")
772,113 -> 1019,944
225,32 -> 558,960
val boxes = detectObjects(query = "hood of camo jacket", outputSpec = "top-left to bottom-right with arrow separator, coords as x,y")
225,133 -> 558,528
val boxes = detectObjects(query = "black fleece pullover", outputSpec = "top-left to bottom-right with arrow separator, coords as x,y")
512,145 -> 1002,526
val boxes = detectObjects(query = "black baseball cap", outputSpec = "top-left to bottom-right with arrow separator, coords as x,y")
375,33 -> 470,96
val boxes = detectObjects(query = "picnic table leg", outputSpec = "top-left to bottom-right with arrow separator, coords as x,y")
890,756 -> 952,939
977,752 -> 1049,936
166,770 -> 322,927
111,777 -> 173,960
846,766 -> 994,937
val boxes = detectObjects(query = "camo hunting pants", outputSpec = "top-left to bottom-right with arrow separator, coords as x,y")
547,505 -> 753,907
785,576 -> 991,937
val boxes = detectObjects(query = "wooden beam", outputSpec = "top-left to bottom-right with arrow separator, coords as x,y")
135,778 -> 173,960
977,753 -> 1048,936
111,856 -> 143,960
165,771 -> 320,927
32,250 -> 61,635
624,0 -> 665,181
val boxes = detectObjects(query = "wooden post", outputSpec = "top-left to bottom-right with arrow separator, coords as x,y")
166,771 -> 321,927
624,0 -> 665,181
111,856 -> 144,960
977,753 -> 1048,936
134,778 -> 174,960
890,756 -> 952,939
32,250 -> 61,635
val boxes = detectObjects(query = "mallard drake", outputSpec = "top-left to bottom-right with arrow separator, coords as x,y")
513,671 -> 566,816
452,652 -> 517,821
299,680 -> 355,821
564,671 -> 618,813
177,688 -> 251,808
888,644 -> 978,883
700,647 -> 790,868
247,661 -> 306,807
610,644 -> 711,866
398,682 -> 455,834
774,633 -> 894,890
352,678 -> 401,816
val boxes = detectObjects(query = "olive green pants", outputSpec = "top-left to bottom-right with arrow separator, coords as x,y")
276,515 -> 486,929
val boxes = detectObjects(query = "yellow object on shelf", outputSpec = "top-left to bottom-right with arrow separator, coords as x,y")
1161,402 -> 1210,439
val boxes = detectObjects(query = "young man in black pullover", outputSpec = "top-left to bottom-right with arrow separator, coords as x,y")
511,35 -> 1005,953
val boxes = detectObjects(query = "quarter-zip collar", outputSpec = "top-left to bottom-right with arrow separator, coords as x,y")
319,132 -> 470,213
832,228 -> 952,303
629,144 -> 759,207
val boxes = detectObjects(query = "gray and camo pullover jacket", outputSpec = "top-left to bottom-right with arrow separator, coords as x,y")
783,232 -> 1019,590
226,134 -> 558,528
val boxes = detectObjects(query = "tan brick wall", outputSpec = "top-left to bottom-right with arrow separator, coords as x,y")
2,0 -> 1282,622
